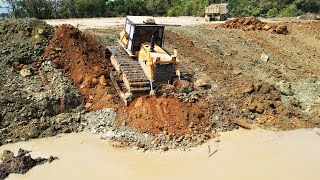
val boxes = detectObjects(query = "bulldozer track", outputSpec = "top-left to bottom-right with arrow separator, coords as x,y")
107,46 -> 150,94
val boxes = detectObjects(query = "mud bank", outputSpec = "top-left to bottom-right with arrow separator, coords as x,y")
1,129 -> 319,180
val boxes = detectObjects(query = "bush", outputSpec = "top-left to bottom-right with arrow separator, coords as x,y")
266,8 -> 279,17
279,4 -> 303,17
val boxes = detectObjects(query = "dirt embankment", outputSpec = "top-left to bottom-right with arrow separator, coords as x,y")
0,19 -> 84,145
45,24 -> 119,110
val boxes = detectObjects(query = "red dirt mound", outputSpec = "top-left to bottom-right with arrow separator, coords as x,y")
123,96 -> 210,136
220,16 -> 288,34
45,24 -> 118,110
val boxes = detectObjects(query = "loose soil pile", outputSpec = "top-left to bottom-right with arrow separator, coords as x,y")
124,96 -> 210,135
220,16 -> 289,34
0,149 -> 57,179
45,24 -> 119,110
298,13 -> 320,20
0,19 -> 84,145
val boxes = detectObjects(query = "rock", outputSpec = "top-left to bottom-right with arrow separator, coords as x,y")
48,156 -> 58,163
28,127 -> 41,139
177,135 -> 185,142
1,49 -> 9,55
259,83 -> 274,94
98,75 -> 107,86
91,78 -> 98,85
2,150 -> 14,160
245,25 -> 255,31
275,25 -> 288,35
62,127 -> 72,133
173,80 -> 194,93
20,68 -> 32,77
233,70 -> 242,75
248,103 -> 257,113
185,134 -> 191,139
162,146 -> 169,151
291,99 -> 301,107
12,61 -> 23,70
262,25 -> 272,30
84,102 -> 92,109
234,119 -> 252,129
54,47 -> 62,52
261,53 -> 269,62
242,83 -> 255,94
5,139 -> 13,144
34,34 -> 41,39
277,81 -> 294,96
37,28 -> 45,35
106,131 -> 115,139
256,103 -> 265,114
248,114 -> 256,120
194,79 -> 210,89
138,143 -> 145,148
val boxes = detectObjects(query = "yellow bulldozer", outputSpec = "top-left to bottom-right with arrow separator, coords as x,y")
107,16 -> 182,105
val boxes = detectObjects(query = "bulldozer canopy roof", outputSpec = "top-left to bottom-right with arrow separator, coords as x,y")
127,16 -> 158,25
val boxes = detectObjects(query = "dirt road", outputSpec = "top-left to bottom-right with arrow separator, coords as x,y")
44,16 -> 310,29
45,16 -> 207,29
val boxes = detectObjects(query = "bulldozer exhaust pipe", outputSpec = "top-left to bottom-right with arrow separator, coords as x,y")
150,30 -> 157,52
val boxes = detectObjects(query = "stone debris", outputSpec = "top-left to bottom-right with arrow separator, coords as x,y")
260,53 -> 269,62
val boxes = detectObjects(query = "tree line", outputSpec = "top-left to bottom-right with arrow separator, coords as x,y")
1,0 -> 319,19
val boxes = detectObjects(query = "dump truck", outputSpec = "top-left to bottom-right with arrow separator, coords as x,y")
205,3 -> 229,21
106,16 -> 182,105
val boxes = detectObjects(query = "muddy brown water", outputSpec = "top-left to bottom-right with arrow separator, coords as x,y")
1,129 -> 320,180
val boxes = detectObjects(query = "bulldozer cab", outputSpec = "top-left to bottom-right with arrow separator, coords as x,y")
124,16 -> 165,54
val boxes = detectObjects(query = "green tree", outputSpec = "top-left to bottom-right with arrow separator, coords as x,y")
167,0 -> 185,16
294,0 -> 320,13
75,0 -> 106,18
184,0 -> 209,16
17,0 -> 53,19
59,0 -> 77,18
266,8 -> 279,17
279,3 -> 302,17
146,0 -> 169,16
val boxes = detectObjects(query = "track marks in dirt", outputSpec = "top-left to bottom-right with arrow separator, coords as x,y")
165,29 -> 240,96
242,23 -> 320,81
164,25 -> 319,130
